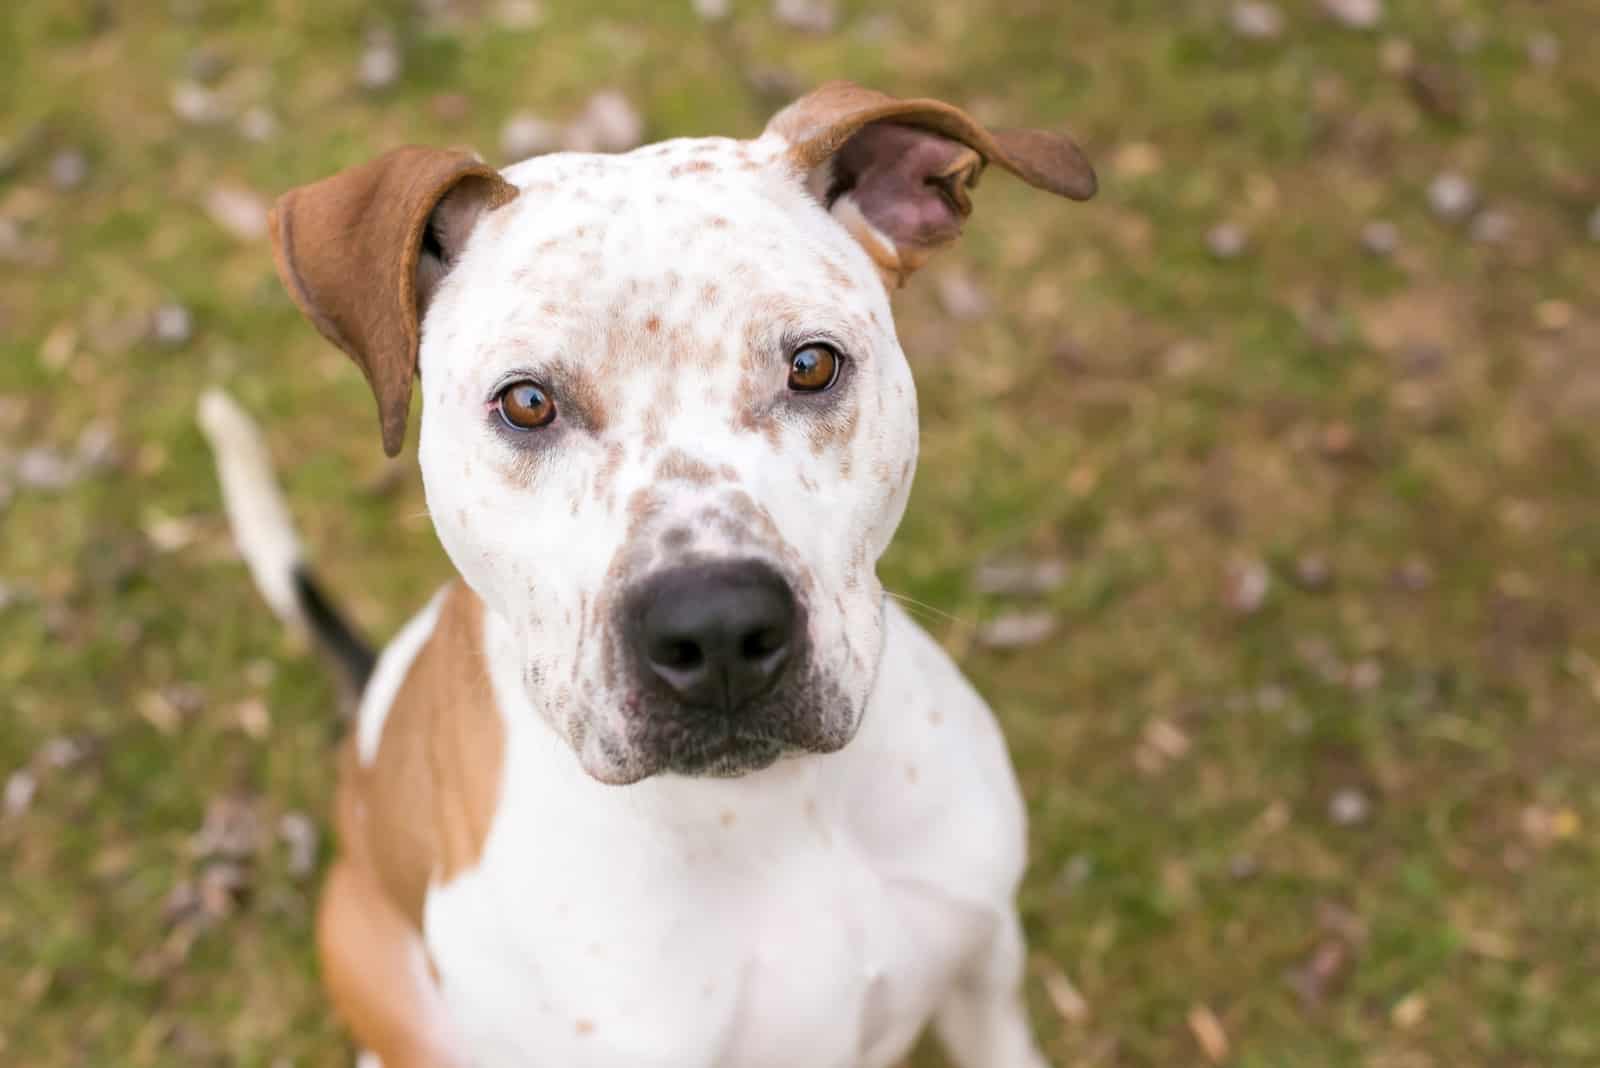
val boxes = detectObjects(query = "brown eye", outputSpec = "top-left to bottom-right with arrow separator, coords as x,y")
496,380 -> 556,430
788,343 -> 841,393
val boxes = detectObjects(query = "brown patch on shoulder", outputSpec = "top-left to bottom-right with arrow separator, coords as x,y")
655,449 -> 720,485
352,584 -> 504,929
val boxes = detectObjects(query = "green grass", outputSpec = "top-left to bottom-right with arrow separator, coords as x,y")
3,1 -> 1599,1065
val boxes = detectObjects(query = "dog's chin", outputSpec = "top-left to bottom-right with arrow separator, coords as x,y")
663,735 -> 787,778
569,704 -> 862,786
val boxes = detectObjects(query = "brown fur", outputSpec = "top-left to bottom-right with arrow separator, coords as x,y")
270,149 -> 518,456
318,583 -> 503,1066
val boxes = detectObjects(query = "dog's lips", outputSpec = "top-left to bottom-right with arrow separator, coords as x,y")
663,733 -> 787,778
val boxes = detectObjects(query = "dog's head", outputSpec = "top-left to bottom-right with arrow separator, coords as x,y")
269,82 -> 1094,784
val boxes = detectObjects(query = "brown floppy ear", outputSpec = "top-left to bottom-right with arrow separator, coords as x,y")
766,81 -> 1096,288
270,147 -> 518,456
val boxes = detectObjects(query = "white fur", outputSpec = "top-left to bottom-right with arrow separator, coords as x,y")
196,388 -> 304,623
423,600 -> 1042,1068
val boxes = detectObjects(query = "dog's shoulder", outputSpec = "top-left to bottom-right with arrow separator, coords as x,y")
336,582 -> 506,929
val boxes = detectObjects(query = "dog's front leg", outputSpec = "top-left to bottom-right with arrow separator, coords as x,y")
931,908 -> 1050,1068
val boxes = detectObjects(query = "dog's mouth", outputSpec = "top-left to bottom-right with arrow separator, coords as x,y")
661,731 -> 789,778
567,677 -> 860,785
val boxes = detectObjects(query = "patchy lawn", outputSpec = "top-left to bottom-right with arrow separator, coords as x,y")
2,1 -> 1598,1065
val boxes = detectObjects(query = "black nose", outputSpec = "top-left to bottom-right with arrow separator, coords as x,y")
633,561 -> 799,712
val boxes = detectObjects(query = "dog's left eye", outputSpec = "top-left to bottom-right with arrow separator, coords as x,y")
788,343 -> 842,393
496,380 -> 557,430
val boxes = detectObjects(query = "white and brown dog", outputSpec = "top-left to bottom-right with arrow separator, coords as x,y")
200,81 -> 1094,1068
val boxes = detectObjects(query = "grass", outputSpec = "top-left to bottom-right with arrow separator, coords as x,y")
3,1 -> 1599,1065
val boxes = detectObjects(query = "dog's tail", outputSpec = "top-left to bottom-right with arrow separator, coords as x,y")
197,388 -> 376,697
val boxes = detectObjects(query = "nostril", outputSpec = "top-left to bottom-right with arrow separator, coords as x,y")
739,627 -> 788,661
651,637 -> 705,671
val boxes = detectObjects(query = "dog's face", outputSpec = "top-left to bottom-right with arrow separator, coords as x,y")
419,137 -> 917,782
267,83 -> 1094,784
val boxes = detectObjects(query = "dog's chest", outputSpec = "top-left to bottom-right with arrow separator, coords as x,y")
422,759 -> 995,1068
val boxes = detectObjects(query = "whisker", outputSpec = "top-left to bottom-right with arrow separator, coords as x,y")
884,590 -> 975,630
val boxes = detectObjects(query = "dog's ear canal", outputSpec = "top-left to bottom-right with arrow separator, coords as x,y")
269,147 -> 518,456
766,81 -> 1096,289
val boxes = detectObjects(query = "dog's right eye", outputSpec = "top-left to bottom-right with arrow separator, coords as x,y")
496,380 -> 557,430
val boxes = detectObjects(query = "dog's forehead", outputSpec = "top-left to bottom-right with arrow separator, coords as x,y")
474,136 -> 871,310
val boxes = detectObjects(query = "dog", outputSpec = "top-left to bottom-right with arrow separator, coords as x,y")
200,80 -> 1094,1068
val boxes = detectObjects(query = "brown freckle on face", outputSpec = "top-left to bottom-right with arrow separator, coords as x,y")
929,707 -> 944,726
645,315 -> 660,333
700,282 -> 720,306
905,764 -> 919,784
642,405 -> 665,447
669,160 -> 716,177
822,258 -> 855,290
542,301 -> 559,315
576,1019 -> 595,1036
627,487 -> 664,524
806,400 -> 860,454
654,449 -> 718,485
709,216 -> 730,228
719,464 -> 739,482
720,809 -> 736,827
593,441 -> 626,499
